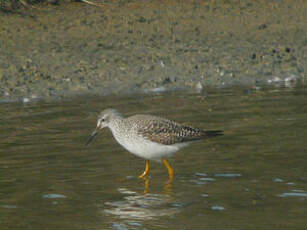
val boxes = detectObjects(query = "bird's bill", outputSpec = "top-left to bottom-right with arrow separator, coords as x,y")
85,129 -> 99,146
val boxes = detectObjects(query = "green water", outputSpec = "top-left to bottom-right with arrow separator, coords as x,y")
0,86 -> 306,230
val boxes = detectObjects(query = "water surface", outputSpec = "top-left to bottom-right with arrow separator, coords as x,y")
1,86 -> 306,229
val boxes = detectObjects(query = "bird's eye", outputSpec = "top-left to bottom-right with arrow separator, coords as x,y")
101,118 -> 105,122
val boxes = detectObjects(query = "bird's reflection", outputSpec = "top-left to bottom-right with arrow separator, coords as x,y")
103,187 -> 181,220
144,178 -> 150,194
142,177 -> 173,195
163,179 -> 173,195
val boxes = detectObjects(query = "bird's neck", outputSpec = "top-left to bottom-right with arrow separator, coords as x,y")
108,118 -> 124,133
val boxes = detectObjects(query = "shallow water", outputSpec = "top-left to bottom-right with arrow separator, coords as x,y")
0,86 -> 306,230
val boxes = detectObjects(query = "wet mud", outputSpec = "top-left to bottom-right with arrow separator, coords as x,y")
0,0 -> 306,101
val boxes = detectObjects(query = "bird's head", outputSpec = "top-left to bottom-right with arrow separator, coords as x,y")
85,109 -> 123,146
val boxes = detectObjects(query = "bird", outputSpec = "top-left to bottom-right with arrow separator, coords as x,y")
85,109 -> 223,180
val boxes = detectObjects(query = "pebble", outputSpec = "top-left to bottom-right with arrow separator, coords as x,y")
22,97 -> 30,103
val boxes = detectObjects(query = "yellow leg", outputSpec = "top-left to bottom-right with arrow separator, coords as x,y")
162,158 -> 174,180
139,160 -> 150,179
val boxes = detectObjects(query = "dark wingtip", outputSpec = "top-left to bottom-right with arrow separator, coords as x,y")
204,130 -> 223,137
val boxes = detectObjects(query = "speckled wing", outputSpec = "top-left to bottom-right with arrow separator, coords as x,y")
132,115 -> 222,145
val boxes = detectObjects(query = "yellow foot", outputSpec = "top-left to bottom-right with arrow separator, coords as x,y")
162,158 -> 174,181
139,160 -> 150,179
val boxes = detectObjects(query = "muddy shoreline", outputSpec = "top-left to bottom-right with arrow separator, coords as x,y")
0,0 -> 306,102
